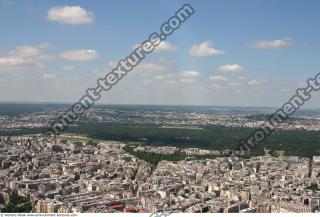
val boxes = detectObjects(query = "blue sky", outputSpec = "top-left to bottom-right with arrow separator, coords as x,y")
1,0 -> 320,107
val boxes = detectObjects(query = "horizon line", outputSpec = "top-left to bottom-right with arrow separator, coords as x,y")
0,101 -> 320,110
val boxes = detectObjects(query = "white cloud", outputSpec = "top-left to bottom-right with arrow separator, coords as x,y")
153,74 -> 174,80
218,64 -> 244,73
189,41 -> 224,57
179,78 -> 196,84
209,75 -> 227,81
156,41 -> 177,52
132,59 -> 174,76
177,70 -> 200,78
60,49 -> 99,61
133,41 -> 177,52
91,59 -> 174,78
247,80 -> 261,86
42,74 -> 56,80
150,72 -> 198,87
47,6 -> 94,25
0,45 -> 52,71
132,63 -> 165,76
63,65 -> 76,72
252,37 -> 293,49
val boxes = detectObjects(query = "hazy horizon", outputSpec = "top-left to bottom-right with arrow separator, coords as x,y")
2,101 -> 320,111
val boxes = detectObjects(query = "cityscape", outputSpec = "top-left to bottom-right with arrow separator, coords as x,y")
1,0 -> 320,215
0,104 -> 320,213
